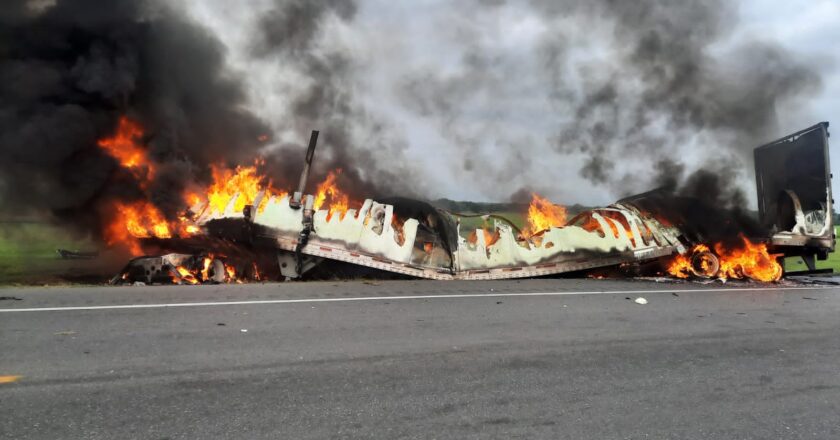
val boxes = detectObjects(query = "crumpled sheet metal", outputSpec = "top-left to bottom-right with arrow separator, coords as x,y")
192,193 -> 683,280
456,208 -> 679,271
196,194 -> 420,264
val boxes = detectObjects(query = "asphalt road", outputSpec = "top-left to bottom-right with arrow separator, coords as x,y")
1,278 -> 839,439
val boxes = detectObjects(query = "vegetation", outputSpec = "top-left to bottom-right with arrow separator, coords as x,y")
1,216 -> 837,284
783,226 -> 840,274
0,222 -> 97,284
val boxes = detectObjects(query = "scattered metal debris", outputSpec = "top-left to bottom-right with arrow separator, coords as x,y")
56,249 -> 99,259
787,275 -> 840,286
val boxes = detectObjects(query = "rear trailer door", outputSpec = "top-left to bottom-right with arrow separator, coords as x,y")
754,122 -> 834,255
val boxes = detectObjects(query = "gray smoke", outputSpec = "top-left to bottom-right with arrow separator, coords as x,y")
393,0 -> 822,206
543,0 -> 819,206
0,0 -> 826,237
252,0 -> 424,199
0,0 -> 269,232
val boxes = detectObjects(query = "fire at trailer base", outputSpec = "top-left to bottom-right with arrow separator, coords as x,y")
112,123 -> 834,285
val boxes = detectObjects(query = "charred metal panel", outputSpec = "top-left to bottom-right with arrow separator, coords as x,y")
453,205 -> 682,278
187,191 -> 684,280
755,122 -> 834,254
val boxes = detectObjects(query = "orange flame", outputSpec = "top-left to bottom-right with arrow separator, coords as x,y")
98,117 -> 173,254
314,169 -> 350,221
174,266 -> 199,285
200,256 -> 213,281
206,162 -> 285,215
715,237 -> 782,282
667,237 -> 782,282
392,215 -> 406,245
97,117 -> 295,263
105,201 -> 172,254
523,193 -> 567,237
167,256 -> 245,285
181,223 -> 201,236
484,227 -> 501,246
667,244 -> 710,279
97,117 -> 154,183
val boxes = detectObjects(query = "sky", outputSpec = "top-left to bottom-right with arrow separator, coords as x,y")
182,0 -> 839,206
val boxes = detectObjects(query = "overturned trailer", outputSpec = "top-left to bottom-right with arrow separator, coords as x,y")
192,195 -> 685,280
116,123 -> 834,283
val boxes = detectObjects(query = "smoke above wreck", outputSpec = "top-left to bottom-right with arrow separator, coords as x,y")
0,0 -> 827,242
248,0 -> 424,200
186,0 -> 825,206
534,0 -> 821,207
394,0 -> 822,205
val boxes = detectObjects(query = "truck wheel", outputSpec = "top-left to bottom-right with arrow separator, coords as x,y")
690,251 -> 720,278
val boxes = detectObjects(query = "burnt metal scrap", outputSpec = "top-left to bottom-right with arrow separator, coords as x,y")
57,249 -> 99,260
114,123 -> 834,283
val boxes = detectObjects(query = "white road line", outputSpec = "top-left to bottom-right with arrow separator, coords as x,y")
0,286 -> 835,313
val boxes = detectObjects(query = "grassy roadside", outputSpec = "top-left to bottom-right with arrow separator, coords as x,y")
2,219 -> 838,284
0,222 -> 99,284
782,226 -> 840,274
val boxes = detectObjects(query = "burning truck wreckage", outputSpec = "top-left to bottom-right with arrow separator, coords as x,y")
99,118 -> 834,286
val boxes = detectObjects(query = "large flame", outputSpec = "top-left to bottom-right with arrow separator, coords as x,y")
667,236 -> 782,282
98,118 -> 291,254
715,237 -> 783,282
314,169 -> 350,221
97,117 -> 155,183
523,193 -> 567,237
667,244 -> 711,279
104,201 -> 173,255
97,118 -> 377,259
98,118 -> 169,253
205,162 -> 285,215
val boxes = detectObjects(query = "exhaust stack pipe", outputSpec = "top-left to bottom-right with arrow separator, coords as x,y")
290,130 -> 319,209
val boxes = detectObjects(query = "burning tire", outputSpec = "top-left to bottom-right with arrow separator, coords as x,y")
689,250 -> 720,278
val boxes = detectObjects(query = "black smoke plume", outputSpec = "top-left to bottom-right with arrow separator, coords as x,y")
0,0 -> 268,233
252,0 -> 424,201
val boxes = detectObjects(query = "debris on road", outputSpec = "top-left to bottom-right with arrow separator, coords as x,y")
634,297 -> 648,305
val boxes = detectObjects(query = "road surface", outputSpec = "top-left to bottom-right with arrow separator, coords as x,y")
1,278 -> 839,439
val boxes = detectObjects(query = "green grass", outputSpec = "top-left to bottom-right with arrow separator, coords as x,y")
3,218 -> 838,283
783,226 -> 840,274
0,222 -> 97,283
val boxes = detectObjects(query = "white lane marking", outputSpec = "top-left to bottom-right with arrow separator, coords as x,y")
0,286 -> 835,313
